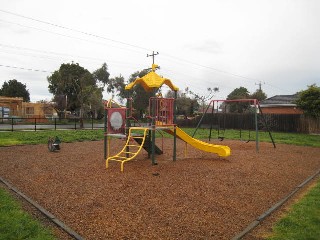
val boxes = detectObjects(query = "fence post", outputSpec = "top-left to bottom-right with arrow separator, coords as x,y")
74,118 -> 77,130
34,118 -> 37,131
91,116 -> 94,130
54,118 -> 57,130
11,117 -> 14,132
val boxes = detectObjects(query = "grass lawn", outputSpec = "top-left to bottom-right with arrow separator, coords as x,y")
0,187 -> 55,240
267,179 -> 320,240
0,130 -> 104,146
0,128 -> 319,147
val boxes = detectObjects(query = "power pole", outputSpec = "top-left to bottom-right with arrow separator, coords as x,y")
147,51 -> 159,65
147,51 -> 160,71
255,81 -> 265,91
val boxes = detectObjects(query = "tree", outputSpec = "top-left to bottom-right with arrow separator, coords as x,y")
166,90 -> 199,116
226,87 -> 250,113
295,84 -> 320,117
92,63 -> 111,88
107,75 -> 126,101
185,87 -> 219,113
0,79 -> 30,102
47,62 -> 107,125
36,100 -> 56,117
250,89 -> 267,101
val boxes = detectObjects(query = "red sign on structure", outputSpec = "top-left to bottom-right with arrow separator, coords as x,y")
107,108 -> 126,134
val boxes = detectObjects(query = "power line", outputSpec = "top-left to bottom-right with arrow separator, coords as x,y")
0,8 -> 260,83
0,9 -> 292,95
0,19 -> 144,55
0,42 -> 134,65
0,64 -> 52,73
265,82 -> 291,94
0,9 -> 150,52
159,53 -> 259,84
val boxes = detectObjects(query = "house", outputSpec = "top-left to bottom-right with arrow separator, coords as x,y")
0,96 -> 23,116
0,96 -> 57,119
259,94 -> 303,114
22,102 -> 57,118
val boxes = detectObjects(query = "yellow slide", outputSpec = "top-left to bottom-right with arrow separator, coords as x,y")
165,127 -> 231,157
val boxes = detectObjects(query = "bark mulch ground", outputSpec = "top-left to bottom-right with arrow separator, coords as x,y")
0,138 -> 319,239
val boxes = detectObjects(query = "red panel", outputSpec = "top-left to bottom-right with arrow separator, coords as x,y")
107,108 -> 126,134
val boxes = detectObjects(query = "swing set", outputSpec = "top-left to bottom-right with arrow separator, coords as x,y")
193,99 -> 276,152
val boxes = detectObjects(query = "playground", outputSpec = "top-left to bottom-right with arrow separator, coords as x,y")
0,138 -> 320,239
1,62 -> 320,239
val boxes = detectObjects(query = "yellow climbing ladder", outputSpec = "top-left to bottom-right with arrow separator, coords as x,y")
106,127 -> 148,172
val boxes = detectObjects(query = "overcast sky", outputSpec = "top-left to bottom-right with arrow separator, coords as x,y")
1,0 -> 319,102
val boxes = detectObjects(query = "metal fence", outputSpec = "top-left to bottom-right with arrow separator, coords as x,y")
176,113 -> 320,134
1,114 -> 319,133
0,117 -> 104,131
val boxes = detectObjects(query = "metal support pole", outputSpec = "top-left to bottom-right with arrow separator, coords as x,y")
254,100 -> 259,152
91,116 -> 94,130
173,90 -> 177,161
258,104 -> 276,148
151,92 -> 157,165
208,102 -> 215,141
54,118 -> 57,130
34,118 -> 37,132
126,97 -> 130,158
192,101 -> 211,138
104,108 -> 108,160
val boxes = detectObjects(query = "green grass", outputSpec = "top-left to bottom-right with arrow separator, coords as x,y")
0,130 -> 104,146
267,179 -> 320,240
183,128 -> 320,147
0,128 -> 319,147
0,188 -> 55,240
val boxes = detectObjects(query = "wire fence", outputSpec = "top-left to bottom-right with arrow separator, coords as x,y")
0,117 -> 104,131
1,114 -> 319,134
176,113 -> 320,134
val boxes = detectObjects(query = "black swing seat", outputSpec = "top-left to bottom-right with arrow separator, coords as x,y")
48,136 -> 61,152
218,136 -> 225,141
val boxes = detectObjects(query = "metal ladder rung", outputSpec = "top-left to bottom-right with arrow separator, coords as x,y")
108,158 -> 125,162
111,156 -> 127,159
123,152 -> 136,155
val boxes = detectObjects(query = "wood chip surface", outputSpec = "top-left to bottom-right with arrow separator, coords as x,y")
0,138 -> 319,239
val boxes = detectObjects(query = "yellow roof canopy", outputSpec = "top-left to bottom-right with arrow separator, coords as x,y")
125,70 -> 179,92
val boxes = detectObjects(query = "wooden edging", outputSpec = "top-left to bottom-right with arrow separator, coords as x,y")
0,177 -> 84,240
232,169 -> 320,240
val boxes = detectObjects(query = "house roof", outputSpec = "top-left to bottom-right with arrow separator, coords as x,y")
260,94 -> 299,105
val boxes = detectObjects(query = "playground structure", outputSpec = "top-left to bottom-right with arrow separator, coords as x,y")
104,63 -> 231,172
193,99 -> 276,152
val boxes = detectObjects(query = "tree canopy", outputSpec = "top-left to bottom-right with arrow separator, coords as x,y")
166,90 -> 199,116
47,62 -> 109,119
226,86 -> 250,112
295,84 -> 320,117
250,89 -> 267,101
0,79 -> 30,102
